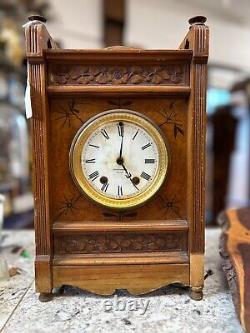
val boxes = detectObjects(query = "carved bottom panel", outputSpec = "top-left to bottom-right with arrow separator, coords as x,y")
54,232 -> 187,255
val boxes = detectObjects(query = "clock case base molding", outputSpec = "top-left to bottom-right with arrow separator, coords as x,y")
24,16 -> 208,300
35,254 -> 203,300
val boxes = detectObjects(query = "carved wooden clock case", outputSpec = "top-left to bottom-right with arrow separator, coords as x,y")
24,15 -> 209,301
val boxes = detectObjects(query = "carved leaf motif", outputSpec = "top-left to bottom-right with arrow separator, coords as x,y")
77,75 -> 94,84
170,69 -> 183,83
50,65 -> 185,86
52,73 -> 69,84
121,239 -> 131,248
55,233 -> 184,254
113,74 -> 129,84
151,74 -> 163,84
129,74 -> 144,84
159,69 -> 171,80
95,73 -> 109,84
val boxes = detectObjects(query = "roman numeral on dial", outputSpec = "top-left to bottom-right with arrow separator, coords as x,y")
101,129 -> 109,139
117,185 -> 123,197
85,158 -> 96,163
140,172 -> 151,181
101,183 -> 109,192
145,158 -> 155,164
117,122 -> 124,137
89,171 -> 99,181
88,143 -> 99,149
141,143 -> 152,150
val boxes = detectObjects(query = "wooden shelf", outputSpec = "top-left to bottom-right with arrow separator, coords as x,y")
47,85 -> 191,96
44,49 -> 193,63
53,251 -> 189,266
53,220 -> 188,234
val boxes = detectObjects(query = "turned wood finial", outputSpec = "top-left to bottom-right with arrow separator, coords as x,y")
189,16 -> 207,26
28,15 -> 47,23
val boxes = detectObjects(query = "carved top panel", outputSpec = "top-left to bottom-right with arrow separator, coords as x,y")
49,64 -> 189,86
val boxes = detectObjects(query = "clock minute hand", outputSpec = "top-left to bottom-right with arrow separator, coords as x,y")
118,122 -> 124,158
119,135 -> 124,159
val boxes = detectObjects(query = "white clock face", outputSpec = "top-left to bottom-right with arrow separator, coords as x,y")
70,110 -> 169,209
81,121 -> 159,199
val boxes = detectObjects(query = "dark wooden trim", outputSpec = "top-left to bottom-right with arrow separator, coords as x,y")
47,86 -> 191,96
179,20 -> 209,293
25,20 -> 56,293
35,255 -> 52,293
30,62 -> 51,256
189,61 -> 207,253
182,23 -> 208,255
44,49 -> 193,63
53,251 -> 189,265
53,220 -> 188,233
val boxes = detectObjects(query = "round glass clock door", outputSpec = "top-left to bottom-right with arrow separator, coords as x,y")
69,110 -> 169,209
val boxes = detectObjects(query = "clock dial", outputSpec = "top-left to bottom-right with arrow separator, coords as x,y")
70,110 -> 169,209
82,121 -> 159,199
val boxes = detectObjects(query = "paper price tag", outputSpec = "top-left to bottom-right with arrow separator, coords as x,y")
25,81 -> 32,119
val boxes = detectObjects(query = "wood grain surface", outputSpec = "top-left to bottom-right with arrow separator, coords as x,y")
24,16 -> 208,297
219,208 -> 250,332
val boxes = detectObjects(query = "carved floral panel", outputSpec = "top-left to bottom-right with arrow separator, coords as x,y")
54,232 -> 187,254
49,65 -> 188,86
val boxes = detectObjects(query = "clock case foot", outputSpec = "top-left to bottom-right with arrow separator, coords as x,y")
38,293 -> 53,302
38,286 -> 66,302
190,287 -> 203,301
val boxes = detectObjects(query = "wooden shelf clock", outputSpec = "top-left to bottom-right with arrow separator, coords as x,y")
24,15 -> 209,301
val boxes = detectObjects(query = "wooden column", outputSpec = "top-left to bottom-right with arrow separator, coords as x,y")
24,15 -> 57,293
180,16 -> 209,300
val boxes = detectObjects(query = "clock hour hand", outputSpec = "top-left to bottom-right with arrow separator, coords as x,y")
121,163 -> 139,190
121,163 -> 131,179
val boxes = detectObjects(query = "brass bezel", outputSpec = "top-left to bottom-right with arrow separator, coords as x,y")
69,109 -> 169,210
